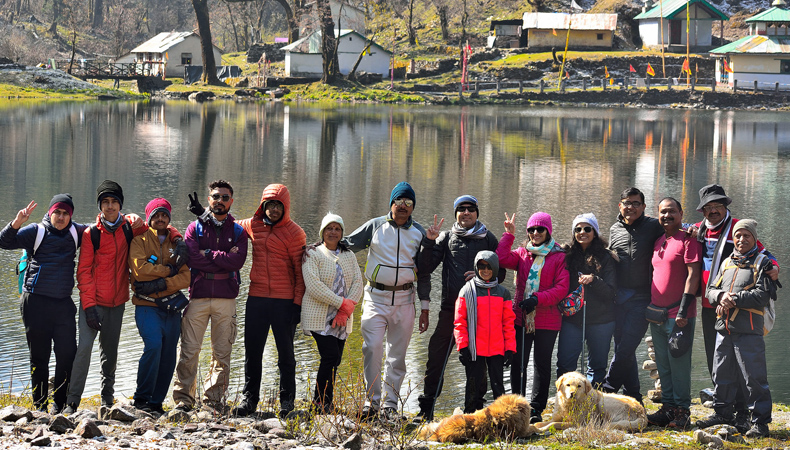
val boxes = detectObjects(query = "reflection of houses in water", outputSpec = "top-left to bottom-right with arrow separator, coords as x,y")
712,111 -> 790,158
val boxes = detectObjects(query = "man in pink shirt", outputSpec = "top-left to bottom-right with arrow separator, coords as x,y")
646,197 -> 701,430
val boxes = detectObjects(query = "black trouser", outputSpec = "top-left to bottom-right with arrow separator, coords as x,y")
702,306 -> 747,413
417,308 -> 456,414
243,296 -> 296,407
20,293 -> 77,409
464,354 -> 505,413
602,294 -> 650,402
511,327 -> 558,414
311,332 -> 346,410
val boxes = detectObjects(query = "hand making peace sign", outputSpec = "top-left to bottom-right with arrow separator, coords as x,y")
425,214 -> 444,240
503,212 -> 517,235
12,200 -> 37,229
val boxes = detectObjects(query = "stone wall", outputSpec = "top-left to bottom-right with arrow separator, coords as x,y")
247,44 -> 286,63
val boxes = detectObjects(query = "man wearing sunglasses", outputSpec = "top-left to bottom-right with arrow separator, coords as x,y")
173,180 -> 248,415
602,187 -> 664,405
414,195 -> 503,421
343,181 -> 432,422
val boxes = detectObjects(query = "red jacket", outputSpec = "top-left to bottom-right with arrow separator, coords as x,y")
238,184 -> 306,304
454,284 -> 516,357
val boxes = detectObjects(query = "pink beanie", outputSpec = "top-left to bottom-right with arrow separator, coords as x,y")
527,212 -> 553,236
145,198 -> 172,224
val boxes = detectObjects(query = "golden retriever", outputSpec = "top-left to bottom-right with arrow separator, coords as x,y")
540,371 -> 647,432
417,394 -> 540,443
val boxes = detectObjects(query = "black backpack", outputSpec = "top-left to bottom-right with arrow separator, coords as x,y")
89,220 -> 133,251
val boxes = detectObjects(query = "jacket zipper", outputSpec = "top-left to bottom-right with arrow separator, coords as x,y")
392,226 -> 400,305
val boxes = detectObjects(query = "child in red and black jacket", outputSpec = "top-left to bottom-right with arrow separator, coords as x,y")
454,250 -> 516,413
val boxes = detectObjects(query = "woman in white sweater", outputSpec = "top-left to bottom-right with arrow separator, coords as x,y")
301,213 -> 364,414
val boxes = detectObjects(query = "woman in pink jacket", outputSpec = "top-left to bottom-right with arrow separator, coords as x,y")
497,211 -> 569,423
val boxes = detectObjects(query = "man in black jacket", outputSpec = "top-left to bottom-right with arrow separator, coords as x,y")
415,195 -> 503,420
601,187 -> 663,403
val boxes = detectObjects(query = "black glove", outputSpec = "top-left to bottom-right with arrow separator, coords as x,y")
134,278 -> 168,296
172,239 -> 189,267
519,294 -> 539,314
458,347 -> 472,367
166,264 -> 178,277
291,303 -> 301,325
188,191 -> 205,216
504,350 -> 515,368
84,306 -> 102,331
155,292 -> 189,313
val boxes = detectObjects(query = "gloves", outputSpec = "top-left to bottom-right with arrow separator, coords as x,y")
291,303 -> 302,325
519,294 -> 539,314
166,264 -> 178,277
331,298 -> 357,328
188,191 -> 205,216
84,306 -> 102,331
504,350 -> 515,368
458,347 -> 472,367
172,239 -> 189,267
155,292 -> 189,313
134,278 -> 168,296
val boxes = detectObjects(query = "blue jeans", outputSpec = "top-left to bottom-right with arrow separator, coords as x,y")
134,305 -> 182,405
650,317 -> 695,409
602,293 -> 650,401
556,319 -> 615,387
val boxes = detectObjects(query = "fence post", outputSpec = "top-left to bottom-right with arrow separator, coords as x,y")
583,79 -> 587,91
496,79 -> 500,94
754,80 -> 758,93
602,78 -> 607,91
475,79 -> 479,93
519,80 -> 523,94
540,79 -> 545,93
691,77 -> 695,91
459,82 -> 463,99
625,77 -> 629,89
776,82 -> 780,94
646,78 -> 650,90
667,78 -> 672,90
711,79 -> 715,92
560,80 -> 565,92
733,79 -> 738,93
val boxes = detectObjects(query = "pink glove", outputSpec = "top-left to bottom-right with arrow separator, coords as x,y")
331,298 -> 357,328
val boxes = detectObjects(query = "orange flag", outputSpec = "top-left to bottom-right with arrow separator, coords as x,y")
722,59 -> 733,74
604,65 -> 610,78
552,29 -> 558,36
646,63 -> 655,77
682,58 -> 691,74
629,64 -> 636,73
565,70 -> 570,79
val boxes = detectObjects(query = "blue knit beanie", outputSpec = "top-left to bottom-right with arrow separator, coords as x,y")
572,212 -> 600,237
453,195 -> 478,210
390,182 -> 416,206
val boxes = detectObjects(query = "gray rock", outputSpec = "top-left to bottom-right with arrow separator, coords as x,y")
253,421 -> 270,433
117,438 -> 132,447
269,427 -> 294,439
183,423 -> 200,433
108,405 -> 138,422
49,414 -> 75,434
133,417 -> 156,435
143,429 -> 159,439
15,416 -> 29,426
209,423 -> 234,431
31,435 -> 51,446
262,418 -> 283,430
26,425 -> 47,441
230,442 -> 256,450
75,418 -> 103,438
159,430 -> 175,440
342,432 -> 363,450
98,405 -> 111,420
168,409 -> 191,423
0,405 -> 33,422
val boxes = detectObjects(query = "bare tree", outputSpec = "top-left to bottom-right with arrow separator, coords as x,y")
406,0 -> 416,45
91,0 -> 103,29
191,0 -> 221,84
316,0 -> 338,82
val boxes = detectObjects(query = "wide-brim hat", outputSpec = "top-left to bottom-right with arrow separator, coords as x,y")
696,184 -> 732,212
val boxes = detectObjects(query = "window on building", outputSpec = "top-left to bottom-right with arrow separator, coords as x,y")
781,60 -> 790,74
597,33 -> 604,40
181,53 -> 192,65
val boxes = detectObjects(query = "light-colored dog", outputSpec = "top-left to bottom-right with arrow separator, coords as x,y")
540,371 -> 647,432
417,394 -> 540,443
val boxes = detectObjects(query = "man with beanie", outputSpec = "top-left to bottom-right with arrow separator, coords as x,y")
690,183 -> 778,431
129,198 -> 191,414
232,184 -> 306,418
0,195 -> 86,414
342,181 -> 432,421
414,194 -> 503,420
602,187 -> 664,404
697,219 -> 776,438
646,198 -> 701,429
174,180 -> 248,414
65,180 -> 178,414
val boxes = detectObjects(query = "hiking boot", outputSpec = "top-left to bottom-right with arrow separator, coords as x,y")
173,402 -> 193,413
696,413 -> 733,429
412,407 -> 433,423
530,410 -> 543,424
381,407 -> 403,424
278,401 -> 294,419
101,397 -> 114,408
647,405 -> 675,427
49,403 -> 64,416
232,398 -> 257,417
668,407 -> 691,429
132,400 -> 152,413
359,405 -> 378,422
61,403 -> 78,416
733,410 -> 751,434
148,403 -> 165,415
745,423 -> 769,438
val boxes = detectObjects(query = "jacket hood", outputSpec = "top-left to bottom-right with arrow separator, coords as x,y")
255,184 -> 292,225
474,250 -> 499,279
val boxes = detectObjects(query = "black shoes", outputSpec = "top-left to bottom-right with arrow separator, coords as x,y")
745,423 -> 769,438
695,413 -> 733,429
232,398 -> 257,417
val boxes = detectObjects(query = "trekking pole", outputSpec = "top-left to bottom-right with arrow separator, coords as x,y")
579,285 -> 586,376
520,315 -> 528,396
428,336 -> 456,420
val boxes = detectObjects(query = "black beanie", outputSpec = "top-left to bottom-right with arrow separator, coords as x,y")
96,180 -> 124,210
49,193 -> 74,217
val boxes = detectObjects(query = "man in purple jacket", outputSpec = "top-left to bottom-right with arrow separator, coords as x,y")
172,180 -> 248,413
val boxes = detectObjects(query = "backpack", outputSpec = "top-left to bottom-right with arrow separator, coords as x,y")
16,223 -> 79,294
89,219 -> 133,252
712,253 -> 775,335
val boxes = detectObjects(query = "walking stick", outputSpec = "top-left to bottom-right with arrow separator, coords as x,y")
428,336 -> 456,420
520,314 -> 528,396
579,285 -> 586,376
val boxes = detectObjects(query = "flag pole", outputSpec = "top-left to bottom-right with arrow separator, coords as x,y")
659,0 -> 666,77
686,0 -> 690,85
558,11 -> 572,88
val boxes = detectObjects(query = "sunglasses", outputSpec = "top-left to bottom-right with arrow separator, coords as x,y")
210,194 -> 231,202
456,207 -> 478,214
527,226 -> 547,234
476,263 -> 492,271
574,226 -> 593,234
265,202 -> 284,210
393,198 -> 414,207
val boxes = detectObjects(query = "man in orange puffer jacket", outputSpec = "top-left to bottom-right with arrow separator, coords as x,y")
234,184 -> 306,417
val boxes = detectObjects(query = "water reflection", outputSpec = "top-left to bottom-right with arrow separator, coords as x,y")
0,101 -> 789,416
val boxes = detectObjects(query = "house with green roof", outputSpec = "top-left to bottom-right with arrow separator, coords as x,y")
709,0 -> 790,89
634,0 -> 728,51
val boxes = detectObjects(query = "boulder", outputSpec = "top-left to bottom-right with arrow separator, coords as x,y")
188,91 -> 215,102
0,405 -> 33,422
108,405 -> 138,422
342,432 -> 363,450
75,419 -> 103,438
48,414 -> 75,434
30,435 -> 51,446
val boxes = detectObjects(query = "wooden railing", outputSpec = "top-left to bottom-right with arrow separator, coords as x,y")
53,60 -> 165,80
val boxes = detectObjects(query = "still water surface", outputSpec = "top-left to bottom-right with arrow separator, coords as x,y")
1,100 -> 789,415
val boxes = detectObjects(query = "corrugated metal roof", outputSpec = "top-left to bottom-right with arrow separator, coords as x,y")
131,32 -> 194,53
634,0 -> 728,21
522,12 -> 617,31
710,34 -> 790,54
746,6 -> 790,23
281,29 -> 392,55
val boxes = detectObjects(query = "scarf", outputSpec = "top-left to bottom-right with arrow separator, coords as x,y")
521,238 -> 560,333
458,275 -> 499,361
451,220 -> 488,240
730,244 -> 759,268
698,211 -> 733,290
100,213 -> 124,233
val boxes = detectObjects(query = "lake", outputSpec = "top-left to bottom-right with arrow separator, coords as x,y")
0,100 -> 789,415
